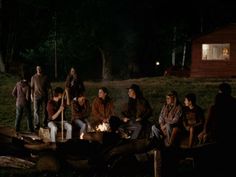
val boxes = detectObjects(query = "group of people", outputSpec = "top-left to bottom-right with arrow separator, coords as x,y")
151,82 -> 236,148
12,66 -> 152,143
12,65 -> 236,148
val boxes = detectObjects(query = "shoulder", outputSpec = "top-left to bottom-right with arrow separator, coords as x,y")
85,99 -> 90,105
16,81 -> 21,86
31,74 -> 36,79
92,97 -> 100,104
47,99 -> 54,106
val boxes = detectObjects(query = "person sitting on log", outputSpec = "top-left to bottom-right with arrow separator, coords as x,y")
182,93 -> 205,147
90,87 -> 115,132
151,90 -> 183,147
71,94 -> 91,138
121,84 -> 153,139
46,87 -> 72,142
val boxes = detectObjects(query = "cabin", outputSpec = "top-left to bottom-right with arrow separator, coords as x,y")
190,23 -> 236,78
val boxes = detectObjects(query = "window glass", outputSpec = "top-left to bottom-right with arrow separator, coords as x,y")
202,43 -> 230,60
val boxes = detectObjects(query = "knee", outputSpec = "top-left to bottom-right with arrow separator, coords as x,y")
51,126 -> 58,133
151,125 -> 156,131
67,124 -> 72,132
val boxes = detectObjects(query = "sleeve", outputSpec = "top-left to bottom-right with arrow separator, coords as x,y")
30,76 -> 34,95
26,85 -> 31,101
12,84 -> 17,97
47,101 -> 55,120
158,105 -> 166,125
92,98 -> 104,121
170,105 -> 183,125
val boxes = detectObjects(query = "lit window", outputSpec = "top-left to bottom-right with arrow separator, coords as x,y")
202,43 -> 230,60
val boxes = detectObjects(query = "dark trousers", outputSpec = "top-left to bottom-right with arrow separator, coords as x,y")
33,97 -> 48,128
15,104 -> 34,132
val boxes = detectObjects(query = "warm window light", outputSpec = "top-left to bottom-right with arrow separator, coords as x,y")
156,61 -> 160,66
202,44 -> 209,50
202,43 -> 230,60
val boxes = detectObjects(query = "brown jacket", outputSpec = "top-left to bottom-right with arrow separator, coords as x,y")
71,99 -> 91,122
91,97 -> 115,123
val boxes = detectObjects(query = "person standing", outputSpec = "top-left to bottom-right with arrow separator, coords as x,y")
65,67 -> 85,104
12,73 -> 34,133
31,65 -> 52,129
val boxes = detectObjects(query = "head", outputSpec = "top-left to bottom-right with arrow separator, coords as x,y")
218,82 -> 232,96
53,87 -> 64,99
184,93 -> 196,107
166,90 -> 178,105
70,67 -> 76,76
98,87 -> 109,100
77,94 -> 86,105
127,84 -> 143,99
36,66 -> 42,75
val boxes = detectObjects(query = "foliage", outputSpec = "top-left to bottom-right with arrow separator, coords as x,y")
3,0 -> 211,80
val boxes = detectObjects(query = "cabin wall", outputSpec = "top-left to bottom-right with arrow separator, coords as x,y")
191,24 -> 236,77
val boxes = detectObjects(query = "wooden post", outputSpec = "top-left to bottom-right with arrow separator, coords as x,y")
61,91 -> 66,141
61,111 -> 64,141
154,149 -> 162,177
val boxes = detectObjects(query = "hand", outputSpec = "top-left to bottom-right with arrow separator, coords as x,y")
161,125 -> 167,136
59,106 -> 64,112
123,117 -> 129,123
135,117 -> 141,122
198,131 -> 207,143
103,119 -> 109,123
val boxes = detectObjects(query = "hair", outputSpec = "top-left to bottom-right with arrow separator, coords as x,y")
185,93 -> 196,105
129,84 -> 143,98
53,87 -> 64,97
219,82 -> 232,95
99,87 -> 109,95
167,90 -> 178,97
166,90 -> 180,105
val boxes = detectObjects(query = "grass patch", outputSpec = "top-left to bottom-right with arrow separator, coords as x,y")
1,73 -> 236,129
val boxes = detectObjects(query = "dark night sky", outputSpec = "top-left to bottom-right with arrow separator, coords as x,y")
2,0 -> 236,79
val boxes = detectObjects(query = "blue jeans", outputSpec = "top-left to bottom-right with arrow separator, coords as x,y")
48,121 -> 72,142
15,104 -> 34,132
122,121 -> 142,139
74,119 -> 87,136
151,124 -> 163,141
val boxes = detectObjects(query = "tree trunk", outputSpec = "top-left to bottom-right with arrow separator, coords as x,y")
0,53 -> 5,73
99,48 -> 111,81
182,43 -> 186,69
0,0 -> 5,72
171,26 -> 176,66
